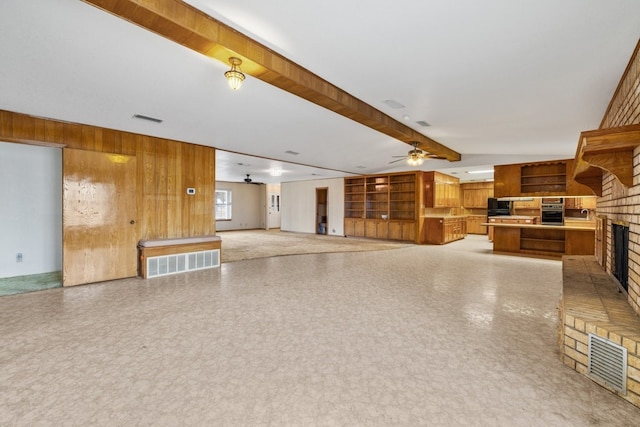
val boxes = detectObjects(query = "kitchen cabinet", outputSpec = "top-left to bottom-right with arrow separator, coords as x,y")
493,164 -> 521,198
565,197 -> 597,210
466,215 -> 487,235
490,223 -> 595,258
461,182 -> 493,208
423,171 -> 460,208
512,198 -> 540,209
422,217 -> 467,244
487,216 -> 538,240
494,159 -> 594,198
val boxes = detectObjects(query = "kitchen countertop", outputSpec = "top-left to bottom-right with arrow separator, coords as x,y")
481,222 -> 595,231
487,215 -> 538,220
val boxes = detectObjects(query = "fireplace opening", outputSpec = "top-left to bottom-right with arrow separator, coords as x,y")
612,223 -> 629,292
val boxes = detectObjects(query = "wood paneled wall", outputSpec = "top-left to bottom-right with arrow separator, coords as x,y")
0,109 -> 215,240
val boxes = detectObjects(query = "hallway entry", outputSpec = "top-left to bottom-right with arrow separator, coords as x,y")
316,187 -> 328,235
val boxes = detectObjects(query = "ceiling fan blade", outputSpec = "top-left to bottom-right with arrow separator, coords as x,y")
388,158 -> 406,164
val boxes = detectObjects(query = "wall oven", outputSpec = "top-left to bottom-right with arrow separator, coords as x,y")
541,198 -> 563,225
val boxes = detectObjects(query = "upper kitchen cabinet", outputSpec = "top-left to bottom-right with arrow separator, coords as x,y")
494,159 -> 594,198
423,171 -> 460,208
461,182 -> 494,208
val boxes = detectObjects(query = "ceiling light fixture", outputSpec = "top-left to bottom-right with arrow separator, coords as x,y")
467,169 -> 494,174
224,57 -> 245,90
406,149 -> 424,166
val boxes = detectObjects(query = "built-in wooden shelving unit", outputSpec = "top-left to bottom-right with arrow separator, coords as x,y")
344,172 -> 418,242
520,163 -> 567,194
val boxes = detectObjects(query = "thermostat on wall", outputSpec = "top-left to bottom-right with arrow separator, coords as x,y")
186,188 -> 196,195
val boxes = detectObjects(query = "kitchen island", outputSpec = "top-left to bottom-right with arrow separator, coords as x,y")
483,218 -> 595,258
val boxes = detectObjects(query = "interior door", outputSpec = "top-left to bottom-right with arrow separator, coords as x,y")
267,188 -> 281,230
62,149 -> 137,286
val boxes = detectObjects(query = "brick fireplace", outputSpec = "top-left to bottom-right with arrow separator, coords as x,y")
559,40 -> 640,408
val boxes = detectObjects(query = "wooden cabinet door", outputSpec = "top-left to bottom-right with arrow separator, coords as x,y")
387,221 -> 402,240
581,197 -> 597,210
494,164 -> 521,197
345,218 -> 366,237
63,149 -> 138,286
365,220 -> 377,238
344,218 -> 356,236
402,222 -> 416,241
375,220 -> 388,239
422,218 -> 444,244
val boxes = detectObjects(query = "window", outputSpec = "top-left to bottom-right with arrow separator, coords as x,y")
215,189 -> 232,220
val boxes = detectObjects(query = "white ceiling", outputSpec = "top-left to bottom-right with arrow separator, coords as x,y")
1,0 -> 639,184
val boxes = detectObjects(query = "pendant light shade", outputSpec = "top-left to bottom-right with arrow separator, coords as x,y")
224,57 -> 245,90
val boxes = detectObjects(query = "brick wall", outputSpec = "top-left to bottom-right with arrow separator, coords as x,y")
597,40 -> 640,315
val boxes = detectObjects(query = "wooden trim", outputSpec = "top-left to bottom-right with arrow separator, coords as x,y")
81,0 -> 460,162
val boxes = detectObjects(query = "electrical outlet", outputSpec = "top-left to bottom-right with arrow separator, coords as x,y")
16,253 -> 23,263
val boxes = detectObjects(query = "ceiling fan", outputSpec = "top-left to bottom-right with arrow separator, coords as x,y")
244,174 -> 264,185
389,142 -> 446,166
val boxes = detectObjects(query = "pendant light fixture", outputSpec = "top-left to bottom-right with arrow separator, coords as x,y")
224,57 -> 245,90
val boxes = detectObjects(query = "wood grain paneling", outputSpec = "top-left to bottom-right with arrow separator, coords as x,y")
63,149 -> 138,286
81,0 -> 460,162
0,109 -> 216,244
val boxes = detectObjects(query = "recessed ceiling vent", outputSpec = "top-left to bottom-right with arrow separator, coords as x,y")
588,333 -> 627,393
383,99 -> 405,109
132,114 -> 163,123
415,120 -> 430,127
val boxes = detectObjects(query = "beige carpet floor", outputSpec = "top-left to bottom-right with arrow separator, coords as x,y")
218,229 -> 412,263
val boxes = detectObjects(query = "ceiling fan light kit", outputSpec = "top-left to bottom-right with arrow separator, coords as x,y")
389,142 -> 444,166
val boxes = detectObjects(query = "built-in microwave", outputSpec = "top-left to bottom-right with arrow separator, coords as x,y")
487,198 -> 511,216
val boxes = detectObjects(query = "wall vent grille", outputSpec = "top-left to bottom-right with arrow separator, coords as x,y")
588,333 -> 627,393
146,249 -> 220,278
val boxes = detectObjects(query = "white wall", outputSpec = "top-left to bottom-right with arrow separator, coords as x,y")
0,142 -> 62,278
215,181 -> 266,231
281,178 -> 344,236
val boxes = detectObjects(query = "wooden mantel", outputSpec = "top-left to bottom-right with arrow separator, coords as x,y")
573,123 -> 640,196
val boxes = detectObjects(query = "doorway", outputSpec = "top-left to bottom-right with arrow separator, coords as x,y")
316,188 -> 328,235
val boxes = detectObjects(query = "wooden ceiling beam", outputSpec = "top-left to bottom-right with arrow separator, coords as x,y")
81,0 -> 461,162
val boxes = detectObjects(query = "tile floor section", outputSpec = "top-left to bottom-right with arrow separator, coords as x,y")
0,271 -> 62,296
1,235 -> 639,425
